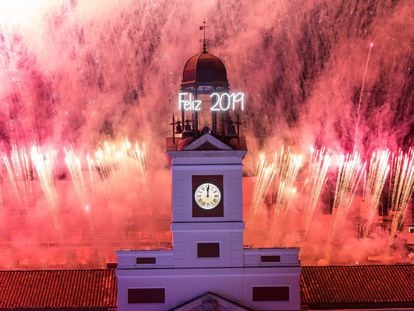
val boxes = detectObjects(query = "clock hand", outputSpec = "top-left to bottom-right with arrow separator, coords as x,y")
206,185 -> 210,197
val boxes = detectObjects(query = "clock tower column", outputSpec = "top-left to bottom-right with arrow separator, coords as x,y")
168,134 -> 247,268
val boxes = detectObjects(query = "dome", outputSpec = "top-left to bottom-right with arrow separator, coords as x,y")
181,51 -> 229,89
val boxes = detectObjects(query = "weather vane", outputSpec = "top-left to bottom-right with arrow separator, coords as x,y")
200,20 -> 208,52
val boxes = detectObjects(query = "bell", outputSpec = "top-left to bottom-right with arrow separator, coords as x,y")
225,121 -> 237,137
175,121 -> 182,133
182,120 -> 193,138
184,120 -> 192,132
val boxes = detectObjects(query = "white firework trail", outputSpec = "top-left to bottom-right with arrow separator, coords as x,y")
389,148 -> 414,243
30,144 -> 58,210
302,147 -> 331,241
252,153 -> 276,215
361,149 -> 390,237
64,147 -> 89,212
326,150 -> 365,262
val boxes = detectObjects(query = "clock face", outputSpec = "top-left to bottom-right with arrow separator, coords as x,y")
194,183 -> 221,210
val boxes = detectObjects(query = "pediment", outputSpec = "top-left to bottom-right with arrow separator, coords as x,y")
171,292 -> 251,311
184,134 -> 232,151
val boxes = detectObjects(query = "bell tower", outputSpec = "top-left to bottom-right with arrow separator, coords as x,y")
168,42 -> 247,269
117,35 -> 300,311
174,40 -> 240,140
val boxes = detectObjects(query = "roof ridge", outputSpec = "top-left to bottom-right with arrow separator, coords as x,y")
0,268 -> 115,272
303,264 -> 414,267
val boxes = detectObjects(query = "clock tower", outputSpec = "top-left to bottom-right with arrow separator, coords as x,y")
117,42 -> 300,311
168,133 -> 246,269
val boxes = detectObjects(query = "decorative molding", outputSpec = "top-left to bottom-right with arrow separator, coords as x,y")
184,134 -> 232,151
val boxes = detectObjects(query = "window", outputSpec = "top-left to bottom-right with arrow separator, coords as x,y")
136,257 -> 156,264
252,286 -> 289,301
409,226 -> 414,234
128,288 -> 165,303
261,255 -> 281,263
197,243 -> 220,258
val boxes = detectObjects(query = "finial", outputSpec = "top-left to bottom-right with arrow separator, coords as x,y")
200,20 -> 207,52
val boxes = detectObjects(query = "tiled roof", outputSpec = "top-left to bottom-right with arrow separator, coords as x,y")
0,269 -> 116,310
301,265 -> 414,309
1,265 -> 414,310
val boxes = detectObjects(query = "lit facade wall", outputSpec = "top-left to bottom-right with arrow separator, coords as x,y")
117,135 -> 300,310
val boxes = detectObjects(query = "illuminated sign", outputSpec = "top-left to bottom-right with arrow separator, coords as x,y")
178,92 -> 244,112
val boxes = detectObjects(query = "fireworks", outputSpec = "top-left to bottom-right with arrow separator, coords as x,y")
389,149 -> 414,242
324,151 -> 365,262
361,150 -> 390,237
2,146 -> 33,209
87,139 -> 147,182
0,138 -> 147,215
64,148 -> 88,212
30,145 -> 59,212
250,146 -> 414,264
272,146 -> 303,217
252,153 -> 276,215
332,151 -> 366,213
354,42 -> 375,147
252,147 -> 303,219
250,147 -> 304,246
0,139 -> 412,267
302,147 -> 331,241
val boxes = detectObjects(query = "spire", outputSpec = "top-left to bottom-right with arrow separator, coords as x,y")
200,20 -> 207,53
